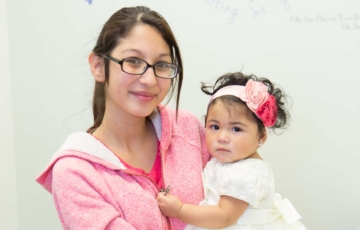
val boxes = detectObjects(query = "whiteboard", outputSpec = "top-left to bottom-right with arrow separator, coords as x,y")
0,0 -> 17,229
5,0 -> 360,229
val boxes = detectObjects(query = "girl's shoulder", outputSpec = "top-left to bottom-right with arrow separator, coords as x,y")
205,158 -> 274,187
206,157 -> 271,172
240,158 -> 271,169
208,158 -> 275,207
236,158 -> 273,178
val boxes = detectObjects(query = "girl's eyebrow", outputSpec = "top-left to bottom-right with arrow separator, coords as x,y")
230,121 -> 247,127
207,119 -> 247,127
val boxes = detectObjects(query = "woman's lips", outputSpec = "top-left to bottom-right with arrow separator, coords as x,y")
132,91 -> 156,102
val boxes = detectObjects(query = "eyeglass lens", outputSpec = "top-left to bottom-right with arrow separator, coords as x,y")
122,58 -> 177,78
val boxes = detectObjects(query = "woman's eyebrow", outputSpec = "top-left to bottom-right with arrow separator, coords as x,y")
121,48 -> 142,54
121,49 -> 171,58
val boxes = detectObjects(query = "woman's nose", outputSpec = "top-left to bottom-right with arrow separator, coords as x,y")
138,67 -> 157,87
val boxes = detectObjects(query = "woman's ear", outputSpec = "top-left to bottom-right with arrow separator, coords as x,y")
88,52 -> 105,82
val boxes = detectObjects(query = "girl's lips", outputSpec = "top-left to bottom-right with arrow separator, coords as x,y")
216,147 -> 229,152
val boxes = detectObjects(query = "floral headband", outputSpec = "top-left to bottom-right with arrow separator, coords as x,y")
209,80 -> 278,127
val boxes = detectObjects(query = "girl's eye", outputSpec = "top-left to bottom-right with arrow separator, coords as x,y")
210,125 -> 219,130
232,127 -> 241,132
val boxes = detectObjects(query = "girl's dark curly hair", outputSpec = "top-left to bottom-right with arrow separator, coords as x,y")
201,72 -> 291,134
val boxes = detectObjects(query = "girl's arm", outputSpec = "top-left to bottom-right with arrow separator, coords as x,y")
157,193 -> 248,228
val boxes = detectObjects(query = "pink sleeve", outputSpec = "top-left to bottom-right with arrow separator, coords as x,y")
52,157 -> 136,230
197,117 -> 210,168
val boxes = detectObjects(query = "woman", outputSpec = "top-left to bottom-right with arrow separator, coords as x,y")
36,6 -> 209,230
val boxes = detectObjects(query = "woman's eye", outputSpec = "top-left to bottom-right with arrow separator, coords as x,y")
125,58 -> 142,65
156,63 -> 170,69
232,127 -> 241,132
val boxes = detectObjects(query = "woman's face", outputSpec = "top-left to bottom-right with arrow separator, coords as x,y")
105,24 -> 172,119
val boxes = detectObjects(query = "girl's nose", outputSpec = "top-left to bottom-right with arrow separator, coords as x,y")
217,130 -> 229,143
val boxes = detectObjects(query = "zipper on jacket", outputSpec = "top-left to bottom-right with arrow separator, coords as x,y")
159,147 -> 172,230
122,168 -> 172,230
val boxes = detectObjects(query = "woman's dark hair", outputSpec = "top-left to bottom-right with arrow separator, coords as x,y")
87,6 -> 183,133
201,72 -> 291,134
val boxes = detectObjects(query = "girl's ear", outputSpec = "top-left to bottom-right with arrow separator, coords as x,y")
89,52 -> 105,82
259,129 -> 268,145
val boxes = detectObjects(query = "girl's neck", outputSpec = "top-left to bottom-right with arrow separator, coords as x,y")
247,152 -> 262,160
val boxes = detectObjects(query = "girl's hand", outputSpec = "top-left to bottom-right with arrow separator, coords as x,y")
156,192 -> 183,218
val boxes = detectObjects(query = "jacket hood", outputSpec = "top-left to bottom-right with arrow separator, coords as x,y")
36,106 -> 172,192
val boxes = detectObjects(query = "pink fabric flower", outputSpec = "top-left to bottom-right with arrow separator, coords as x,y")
256,95 -> 278,127
245,80 -> 269,112
209,80 -> 278,127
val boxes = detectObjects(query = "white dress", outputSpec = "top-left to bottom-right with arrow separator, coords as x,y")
185,158 -> 307,230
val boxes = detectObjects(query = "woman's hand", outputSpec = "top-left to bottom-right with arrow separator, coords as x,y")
156,192 -> 183,218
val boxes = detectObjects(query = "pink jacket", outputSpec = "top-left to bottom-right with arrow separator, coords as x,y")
36,106 -> 209,230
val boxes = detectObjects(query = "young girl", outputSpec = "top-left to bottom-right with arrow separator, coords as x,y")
157,72 -> 307,229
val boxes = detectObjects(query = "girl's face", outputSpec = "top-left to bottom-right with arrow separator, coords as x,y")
104,24 -> 172,119
205,100 -> 265,163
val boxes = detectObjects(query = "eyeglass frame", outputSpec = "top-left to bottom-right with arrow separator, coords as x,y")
101,54 -> 180,79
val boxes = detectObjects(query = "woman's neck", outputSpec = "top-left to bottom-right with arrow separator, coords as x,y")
92,110 -> 158,171
94,112 -> 150,147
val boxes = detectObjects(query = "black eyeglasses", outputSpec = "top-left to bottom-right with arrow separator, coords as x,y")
102,55 -> 180,79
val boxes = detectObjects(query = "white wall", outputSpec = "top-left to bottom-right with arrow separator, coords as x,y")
0,0 -> 18,229
5,0 -> 360,229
